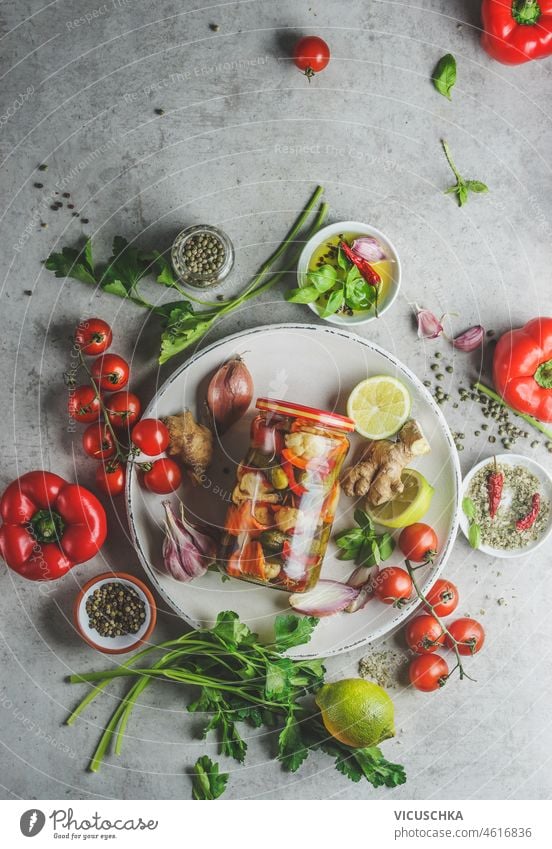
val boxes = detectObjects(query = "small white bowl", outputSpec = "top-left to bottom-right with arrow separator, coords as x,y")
460,454 -> 552,559
74,572 -> 157,654
296,220 -> 401,326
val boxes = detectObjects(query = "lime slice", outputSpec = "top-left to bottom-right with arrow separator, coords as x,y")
347,375 -> 411,439
367,469 -> 434,529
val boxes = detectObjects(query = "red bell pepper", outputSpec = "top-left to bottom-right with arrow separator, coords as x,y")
481,1 -> 552,65
493,317 -> 552,422
0,471 -> 107,581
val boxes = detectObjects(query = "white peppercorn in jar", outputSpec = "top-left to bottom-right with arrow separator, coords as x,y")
171,224 -> 234,288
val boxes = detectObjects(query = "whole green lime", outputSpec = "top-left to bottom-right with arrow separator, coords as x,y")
315,678 -> 396,748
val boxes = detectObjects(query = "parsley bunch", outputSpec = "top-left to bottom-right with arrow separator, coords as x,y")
66,611 -> 406,796
44,187 -> 328,364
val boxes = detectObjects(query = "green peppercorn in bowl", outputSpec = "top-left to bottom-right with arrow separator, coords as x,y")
171,224 -> 234,288
74,572 -> 157,654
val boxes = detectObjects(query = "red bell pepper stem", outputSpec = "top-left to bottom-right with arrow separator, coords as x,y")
281,460 -> 306,496
339,241 -> 381,287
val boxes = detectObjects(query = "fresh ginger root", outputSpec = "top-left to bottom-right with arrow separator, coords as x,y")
162,410 -> 213,485
342,420 -> 431,506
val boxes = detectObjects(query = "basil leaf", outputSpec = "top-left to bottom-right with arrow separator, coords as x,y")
432,53 -> 456,100
308,265 -> 337,293
378,533 -> 395,561
337,246 -> 349,270
354,510 -> 373,532
465,180 -> 489,194
457,184 -> 469,207
468,522 -> 481,550
286,285 -> 320,304
321,288 -> 344,318
462,497 -> 476,520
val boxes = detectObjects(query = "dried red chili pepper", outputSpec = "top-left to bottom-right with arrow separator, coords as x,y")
516,493 -> 541,531
487,458 -> 504,520
339,241 -> 381,287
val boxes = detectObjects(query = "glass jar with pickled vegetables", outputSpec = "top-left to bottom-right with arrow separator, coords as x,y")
220,398 -> 354,593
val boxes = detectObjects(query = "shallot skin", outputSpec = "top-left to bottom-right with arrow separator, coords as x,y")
207,356 -> 253,433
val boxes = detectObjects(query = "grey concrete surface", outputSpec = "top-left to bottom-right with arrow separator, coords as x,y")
1,0 -> 551,801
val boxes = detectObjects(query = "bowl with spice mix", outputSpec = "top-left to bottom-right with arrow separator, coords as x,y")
74,572 -> 157,653
294,221 -> 401,326
460,454 -> 552,559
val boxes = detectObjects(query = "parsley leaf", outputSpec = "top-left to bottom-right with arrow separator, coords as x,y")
278,713 -> 309,772
192,756 -> 229,800
44,240 -> 97,285
272,614 -> 319,651
432,53 -> 456,100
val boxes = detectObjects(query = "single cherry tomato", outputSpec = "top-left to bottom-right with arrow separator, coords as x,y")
446,618 -> 485,656
91,354 -> 130,392
399,523 -> 438,563
405,614 -> 445,655
293,35 -> 330,80
141,458 -> 182,494
425,578 -> 459,617
95,461 -> 126,496
409,654 -> 449,692
74,318 -> 113,356
374,567 -> 413,607
68,385 -> 101,423
105,391 -> 141,430
82,422 -> 116,460
131,418 -> 170,456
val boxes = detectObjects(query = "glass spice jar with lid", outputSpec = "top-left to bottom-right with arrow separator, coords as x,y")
219,398 -> 354,593
171,224 -> 234,288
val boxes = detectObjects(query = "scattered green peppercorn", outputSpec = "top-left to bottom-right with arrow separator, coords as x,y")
489,435 -> 496,443
436,373 -> 444,381
430,363 -> 439,371
445,365 -> 453,373
38,163 -> 48,171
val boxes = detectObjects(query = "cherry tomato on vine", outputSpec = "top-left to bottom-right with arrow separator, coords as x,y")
399,523 -> 438,563
409,654 -> 449,692
68,386 -> 101,423
105,391 -> 141,430
141,458 -> 182,494
96,461 -> 126,496
405,614 -> 445,655
374,567 -> 413,607
131,418 -> 170,456
293,36 -> 330,80
74,318 -> 112,356
425,578 -> 459,617
91,354 -> 130,392
82,422 -> 116,461
446,618 -> 485,656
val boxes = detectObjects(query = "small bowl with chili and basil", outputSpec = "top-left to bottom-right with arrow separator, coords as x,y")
460,454 -> 552,558
292,221 -> 401,325
74,572 -> 157,653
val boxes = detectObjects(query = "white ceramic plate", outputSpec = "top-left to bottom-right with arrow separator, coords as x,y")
460,453 -> 552,559
296,221 -> 401,326
126,324 -> 461,659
